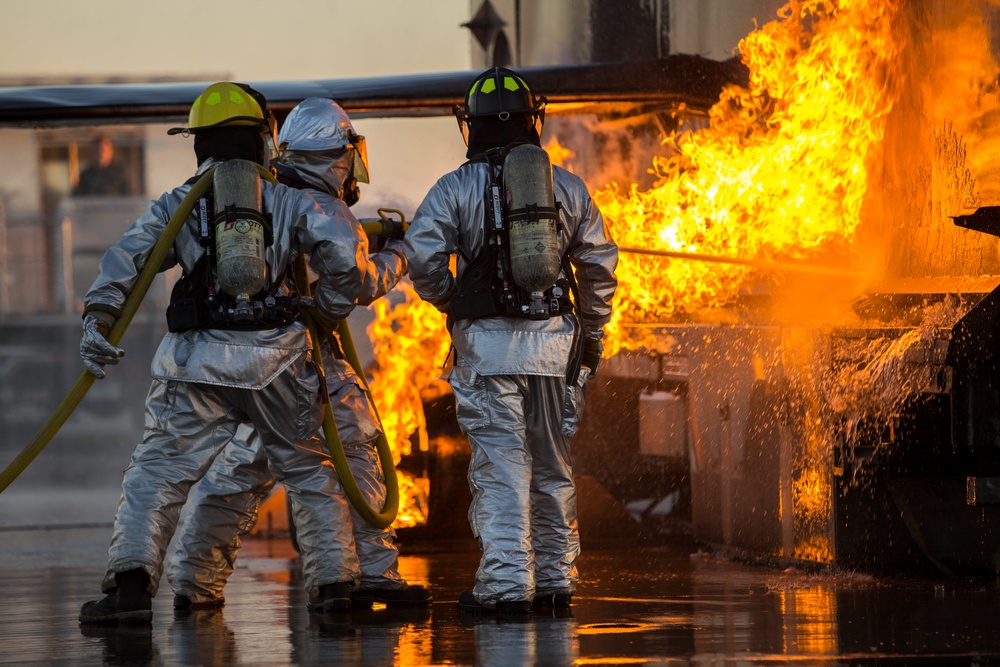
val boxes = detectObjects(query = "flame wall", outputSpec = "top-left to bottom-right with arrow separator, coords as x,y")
571,0 -> 1000,570
375,1 -> 1000,549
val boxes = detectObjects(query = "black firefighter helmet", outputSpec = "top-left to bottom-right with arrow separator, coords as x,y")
454,67 -> 547,147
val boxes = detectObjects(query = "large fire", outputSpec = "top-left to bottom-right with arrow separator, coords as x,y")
586,0 -> 1000,564
595,0 -> 908,356
366,284 -> 449,528
369,0 -> 1000,534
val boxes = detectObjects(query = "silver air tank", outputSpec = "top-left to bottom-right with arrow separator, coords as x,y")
213,160 -> 266,321
504,144 -> 561,310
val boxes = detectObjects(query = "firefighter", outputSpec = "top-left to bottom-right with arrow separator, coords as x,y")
165,98 -> 430,610
78,82 -> 366,624
403,67 -> 618,612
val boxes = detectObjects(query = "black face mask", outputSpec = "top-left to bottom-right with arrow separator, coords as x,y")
342,175 -> 360,207
194,126 -> 266,166
466,114 -> 540,159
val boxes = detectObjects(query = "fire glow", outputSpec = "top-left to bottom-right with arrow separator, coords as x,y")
367,283 -> 449,528
595,0 -> 907,355
367,0 -> 1000,535
590,0 -> 911,562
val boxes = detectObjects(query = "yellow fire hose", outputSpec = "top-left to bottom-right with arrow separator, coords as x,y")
0,167 -> 403,530
293,259 -> 399,529
0,166 -> 218,495
297,205 -> 410,528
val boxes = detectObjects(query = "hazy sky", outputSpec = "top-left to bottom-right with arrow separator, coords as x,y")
0,0 -> 477,214
0,0 -> 471,81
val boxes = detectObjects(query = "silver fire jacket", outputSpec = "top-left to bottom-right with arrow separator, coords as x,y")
403,161 -> 618,376
165,155 -> 410,602
308,190 -> 407,306
280,146 -> 407,305
83,158 -> 369,389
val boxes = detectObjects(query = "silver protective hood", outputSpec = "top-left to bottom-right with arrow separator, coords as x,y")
279,97 -> 355,151
279,97 -> 369,186
280,149 -> 353,200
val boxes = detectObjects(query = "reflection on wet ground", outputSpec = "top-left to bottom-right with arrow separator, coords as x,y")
3,528 -> 1000,666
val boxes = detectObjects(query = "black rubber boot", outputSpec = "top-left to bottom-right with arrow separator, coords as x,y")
457,589 -> 531,615
173,594 -> 225,611
532,589 -> 573,609
79,569 -> 153,625
307,582 -> 353,613
350,584 -> 432,609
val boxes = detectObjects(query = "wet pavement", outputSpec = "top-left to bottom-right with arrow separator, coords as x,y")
3,527 -> 1000,665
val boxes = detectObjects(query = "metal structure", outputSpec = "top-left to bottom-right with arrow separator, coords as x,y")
0,57 -> 746,127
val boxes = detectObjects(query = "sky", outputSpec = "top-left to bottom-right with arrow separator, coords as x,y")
0,0 -> 471,81
0,0 -> 477,215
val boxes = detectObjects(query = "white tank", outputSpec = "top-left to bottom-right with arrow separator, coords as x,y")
503,144 -> 561,294
213,160 -> 266,299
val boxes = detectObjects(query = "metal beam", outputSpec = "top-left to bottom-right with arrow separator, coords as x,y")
0,56 -> 748,128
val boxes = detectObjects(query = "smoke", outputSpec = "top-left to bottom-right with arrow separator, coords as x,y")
543,113 -> 679,194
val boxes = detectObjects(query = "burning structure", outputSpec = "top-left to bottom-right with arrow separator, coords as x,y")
371,0 -> 1000,576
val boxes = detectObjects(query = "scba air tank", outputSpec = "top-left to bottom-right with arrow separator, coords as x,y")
213,160 -> 266,305
504,144 -> 560,295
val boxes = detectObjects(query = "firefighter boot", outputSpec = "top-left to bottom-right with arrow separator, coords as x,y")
533,588 -> 573,609
457,589 -> 531,615
79,569 -> 153,625
173,594 -> 225,613
307,581 -> 353,613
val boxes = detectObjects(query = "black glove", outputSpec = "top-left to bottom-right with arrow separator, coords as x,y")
580,337 -> 603,377
298,297 -> 339,336
378,218 -> 406,245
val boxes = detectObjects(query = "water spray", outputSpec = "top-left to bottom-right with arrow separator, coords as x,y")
618,245 -> 859,278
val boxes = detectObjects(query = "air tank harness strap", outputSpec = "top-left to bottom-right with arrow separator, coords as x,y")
214,205 -> 273,246
167,172 -> 285,332
506,203 -> 559,224
449,147 -> 569,322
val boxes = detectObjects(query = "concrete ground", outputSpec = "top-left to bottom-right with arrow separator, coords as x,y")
4,377 -> 1000,666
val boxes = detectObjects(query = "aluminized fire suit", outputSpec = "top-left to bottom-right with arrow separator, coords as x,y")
403,161 -> 618,608
84,157 -> 367,598
166,142 -> 409,605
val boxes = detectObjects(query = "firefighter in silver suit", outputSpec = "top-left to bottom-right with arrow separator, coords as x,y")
166,98 -> 430,611
78,83 -> 367,624
403,68 -> 618,612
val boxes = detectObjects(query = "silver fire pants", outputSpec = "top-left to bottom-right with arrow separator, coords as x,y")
165,369 -> 402,604
449,366 -> 588,607
104,354 -> 359,597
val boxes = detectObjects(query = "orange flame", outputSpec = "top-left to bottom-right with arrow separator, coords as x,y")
596,0 -> 908,356
544,136 -> 575,169
367,282 -> 450,528
366,0 -> 1000,536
